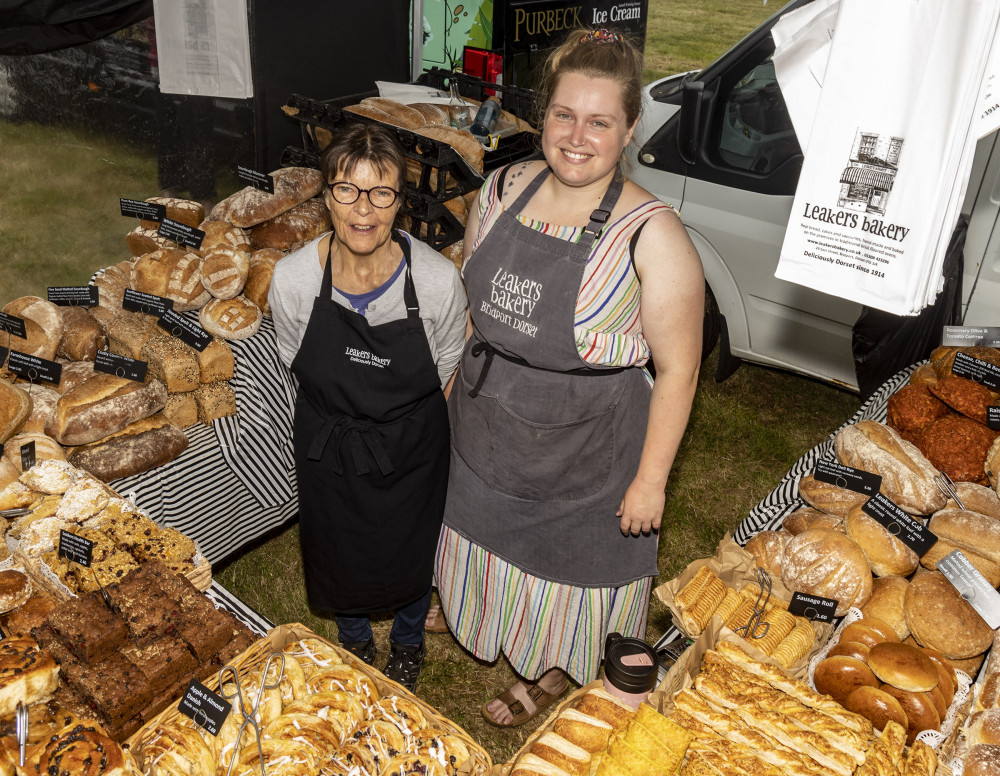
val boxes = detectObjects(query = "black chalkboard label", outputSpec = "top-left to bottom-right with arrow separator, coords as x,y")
237,165 -> 275,193
48,286 -> 99,307
20,440 -> 35,472
178,679 -> 231,736
158,218 -> 205,250
862,492 -> 938,555
788,592 -> 839,622
952,351 -> 1000,391
121,198 -> 166,221
157,309 -> 212,352
813,459 -> 882,496
6,351 -> 62,385
988,406 -> 1000,431
938,550 -> 1000,630
58,530 -> 94,567
122,288 -> 173,317
0,347 -> 7,368
94,349 -> 147,382
0,312 -> 27,340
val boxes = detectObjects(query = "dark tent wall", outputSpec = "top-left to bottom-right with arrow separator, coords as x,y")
0,1 -> 153,54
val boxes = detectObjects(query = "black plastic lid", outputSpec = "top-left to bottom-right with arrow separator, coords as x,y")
603,633 -> 658,694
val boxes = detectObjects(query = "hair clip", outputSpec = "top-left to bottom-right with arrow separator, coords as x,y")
581,29 -> 623,44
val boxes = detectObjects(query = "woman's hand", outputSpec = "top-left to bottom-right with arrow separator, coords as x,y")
617,476 -> 666,535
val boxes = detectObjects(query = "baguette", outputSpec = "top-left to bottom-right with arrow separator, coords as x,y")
414,125 -> 485,173
67,413 -> 188,481
360,97 -> 426,129
223,167 -> 325,229
46,373 -> 167,446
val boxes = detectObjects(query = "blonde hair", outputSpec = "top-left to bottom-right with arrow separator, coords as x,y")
535,28 -> 644,129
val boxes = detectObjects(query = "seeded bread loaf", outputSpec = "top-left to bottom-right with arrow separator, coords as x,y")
195,337 -> 234,383
140,334 -> 201,393
193,381 -> 237,424
162,392 -> 198,428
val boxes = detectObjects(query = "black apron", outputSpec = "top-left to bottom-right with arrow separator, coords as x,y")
444,167 -> 658,587
292,231 -> 449,614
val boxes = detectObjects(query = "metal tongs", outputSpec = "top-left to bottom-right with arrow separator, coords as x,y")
91,569 -> 114,610
219,652 -> 285,776
735,567 -> 772,641
933,471 -> 966,510
0,508 -> 31,519
16,701 -> 27,766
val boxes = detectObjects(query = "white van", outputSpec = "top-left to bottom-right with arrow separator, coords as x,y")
629,0 -> 1000,392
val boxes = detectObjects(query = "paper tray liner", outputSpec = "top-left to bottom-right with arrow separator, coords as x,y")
126,622 -> 492,776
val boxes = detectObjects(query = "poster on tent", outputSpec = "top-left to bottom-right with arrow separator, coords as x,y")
775,0 -> 999,317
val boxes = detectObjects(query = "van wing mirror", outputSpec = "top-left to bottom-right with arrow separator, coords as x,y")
678,80 -> 706,165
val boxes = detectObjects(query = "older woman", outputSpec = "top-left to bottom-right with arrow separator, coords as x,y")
435,28 -> 705,724
269,123 -> 467,690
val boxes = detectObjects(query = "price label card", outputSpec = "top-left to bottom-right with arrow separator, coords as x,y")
20,440 -> 35,472
94,350 -> 147,382
988,406 -> 1000,431
938,550 -> 1000,629
0,312 -> 27,340
123,288 -> 173,317
157,309 -> 212,351
178,679 -> 231,736
48,286 -> 99,307
6,351 -> 62,385
0,347 -> 7,368
58,530 -> 94,567
158,218 -> 205,250
862,492 -> 938,555
942,325 -> 1000,347
952,351 -> 1000,391
120,198 -> 166,221
813,459 -> 882,496
237,165 -> 275,193
788,592 -> 839,622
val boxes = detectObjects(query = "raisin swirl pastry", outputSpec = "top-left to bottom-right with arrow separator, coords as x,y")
374,697 -> 427,735
380,752 -> 448,776
0,636 -> 59,718
33,723 -> 130,776
410,728 -> 473,776
307,665 -> 381,706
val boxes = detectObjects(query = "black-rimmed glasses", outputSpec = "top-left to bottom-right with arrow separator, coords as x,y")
327,181 -> 400,208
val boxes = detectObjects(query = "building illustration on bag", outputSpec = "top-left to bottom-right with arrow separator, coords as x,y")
837,130 -> 904,215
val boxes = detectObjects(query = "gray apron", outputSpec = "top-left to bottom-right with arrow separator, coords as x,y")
444,167 -> 658,587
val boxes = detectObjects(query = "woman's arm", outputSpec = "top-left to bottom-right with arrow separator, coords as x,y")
617,208 -> 705,535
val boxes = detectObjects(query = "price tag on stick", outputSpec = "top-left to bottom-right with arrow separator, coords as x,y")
158,218 -> 205,250
47,286 -> 99,307
120,198 -> 165,221
813,459 -> 882,496
58,530 -> 94,567
6,351 -> 62,385
122,289 -> 173,317
862,492 -> 937,556
158,309 -> 212,351
20,441 -> 35,472
788,592 -> 839,622
237,165 -> 274,193
178,679 -> 231,736
952,351 -> 1000,391
94,350 -> 147,382
0,312 -> 27,340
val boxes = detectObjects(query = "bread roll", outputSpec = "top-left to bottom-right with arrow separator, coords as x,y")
843,686 -> 908,733
244,249 -> 283,315
860,575 -> 909,640
878,685 -> 939,744
919,537 -> 1000,587
845,505 -> 919,577
249,197 -> 330,252
945,481 -> 1000,518
140,196 -> 205,229
928,508 -> 1000,566
929,375 -> 998,425
920,648 -> 955,707
904,571 -> 993,659
813,655 -> 879,705
798,473 -> 869,517
987,435 -> 999,491
2,432 -> 65,471
782,506 -> 844,535
0,381 -> 31,443
67,413 -> 188,481
781,528 -> 873,615
838,622 -> 893,649
199,296 -> 262,340
833,420 -> 947,514
223,167 -> 325,229
18,384 -> 58,435
201,245 -> 250,300
1,297 -> 63,361
966,744 -> 1000,776
46,374 -> 167,446
829,640 -> 872,663
926,683 -> 947,720
948,651 -> 986,677
917,414 -> 997,486
196,220 -> 251,257
866,642 -> 938,692
57,306 -> 106,362
743,530 -> 789,578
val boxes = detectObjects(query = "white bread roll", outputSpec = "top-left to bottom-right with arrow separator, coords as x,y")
845,505 -> 919,577
781,528 -> 873,616
967,709 -> 1000,746
2,432 -> 66,472
944,481 -> 1000,518
798,473 -> 869,517
965,744 -> 1000,776
928,508 -> 1000,565
743,530 -> 789,579
46,373 -> 167,446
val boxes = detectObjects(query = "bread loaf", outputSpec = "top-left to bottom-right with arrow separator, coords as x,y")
782,506 -> 844,534
140,334 -> 200,393
987,436 -> 1000,491
919,537 -> 1000,587
163,252 -> 212,311
198,296 -> 261,340
797,473 -> 868,517
93,261 -> 133,311
415,125 -> 486,173
46,374 -> 167,446
904,571 -> 993,659
907,364 -> 939,388
140,196 -> 205,230
929,375 -> 998,425
223,167 -> 325,228
106,311 -> 161,359
244,249 -> 283,315
201,245 -> 250,299
126,224 -> 177,255
18,384 -> 58,435
68,413 -> 188,481
162,392 -> 198,428
345,102 -> 413,129
2,432 -> 66,471
53,361 -> 96,395
966,744 -> 1000,776
944,481 -> 1000,517
408,103 -> 449,125
57,306 -> 107,362
845,505 -> 919,577
195,337 -> 235,383
249,197 -> 330,251
360,98 -> 426,129
743,530 -> 789,578
1,297 -> 63,361
194,381 -> 237,424
886,384 -> 950,442
0,381 -> 31,443
196,220 -> 252,257
781,528 -> 873,615
928,508 -> 1000,565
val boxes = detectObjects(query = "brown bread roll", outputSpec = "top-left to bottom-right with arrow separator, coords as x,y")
67,413 -> 188,481
244,249 -> 283,315
139,196 -> 205,230
1,297 -> 63,362
56,306 -> 106,362
782,506 -> 844,534
828,640 -> 871,663
833,420 -> 947,514
743,530 -> 789,578
46,374 -> 168,446
866,642 -> 938,692
886,384 -> 950,442
921,648 -> 955,707
945,481 -> 1000,518
224,167 -> 325,229
859,576 -> 910,644
797,473 -> 868,517
813,655 -> 880,705
930,375 -> 999,424
839,621 -> 892,649
845,505 -> 919,577
879,685 -> 940,744
904,571 -> 993,659
249,197 -> 330,252
966,744 -> 1000,776
201,245 -> 250,300
926,684 -> 948,720
781,528 -> 873,615
843,686 -> 908,733
0,381 -> 31,443
968,709 -> 1000,746
919,538 -> 1000,587
928,508 -> 1000,565
199,296 -> 261,341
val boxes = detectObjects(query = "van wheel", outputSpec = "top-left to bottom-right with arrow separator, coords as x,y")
702,285 -> 721,362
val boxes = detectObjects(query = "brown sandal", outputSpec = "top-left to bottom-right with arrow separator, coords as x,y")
480,680 -> 564,728
424,604 -> 449,633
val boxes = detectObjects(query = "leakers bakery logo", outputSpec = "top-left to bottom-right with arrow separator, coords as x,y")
345,346 -> 391,368
481,267 -> 543,338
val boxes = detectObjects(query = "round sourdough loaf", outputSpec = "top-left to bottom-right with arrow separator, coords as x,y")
797,473 -> 868,517
197,220 -> 251,257
843,686 -> 908,733
782,506 -> 844,535
781,528 -> 873,615
199,296 -> 262,340
244,249 -> 283,315
813,655 -> 879,705
2,432 -> 65,471
131,247 -> 188,297
0,381 -> 31,443
126,224 -> 177,255
1,297 -> 63,362
164,252 -> 212,311
53,361 -> 96,395
867,642 -> 939,692
845,505 -> 919,577
201,246 -> 250,299
916,414 -> 996,486
743,530 -> 789,579
904,571 -> 993,659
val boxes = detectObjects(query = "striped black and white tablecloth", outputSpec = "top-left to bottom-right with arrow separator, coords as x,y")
208,581 -> 274,636
652,362 -> 918,656
110,316 -> 299,566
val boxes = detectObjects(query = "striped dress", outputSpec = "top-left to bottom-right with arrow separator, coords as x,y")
435,168 -> 672,684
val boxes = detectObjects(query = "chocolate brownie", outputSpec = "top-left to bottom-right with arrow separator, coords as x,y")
63,653 -> 151,725
46,590 -> 127,663
122,636 -> 197,696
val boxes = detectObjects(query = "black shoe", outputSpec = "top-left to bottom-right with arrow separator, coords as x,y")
384,641 -> 426,692
341,637 -> 377,665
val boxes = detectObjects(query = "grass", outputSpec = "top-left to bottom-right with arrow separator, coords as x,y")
0,0 -> 852,763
